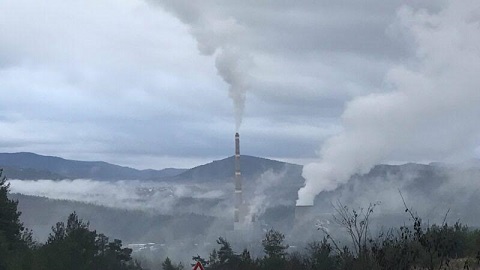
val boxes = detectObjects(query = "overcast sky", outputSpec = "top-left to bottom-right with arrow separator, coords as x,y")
1,0 -> 477,170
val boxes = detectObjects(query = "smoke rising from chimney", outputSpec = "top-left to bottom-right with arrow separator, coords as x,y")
297,0 -> 480,206
155,1 -> 251,131
216,49 -> 250,130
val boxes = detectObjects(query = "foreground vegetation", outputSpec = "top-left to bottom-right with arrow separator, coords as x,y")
163,224 -> 480,270
0,169 -> 141,270
165,204 -> 480,270
2,168 -> 480,270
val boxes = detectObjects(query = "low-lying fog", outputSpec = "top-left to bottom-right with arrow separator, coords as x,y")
10,162 -> 480,231
7,163 -> 480,266
9,179 -> 231,216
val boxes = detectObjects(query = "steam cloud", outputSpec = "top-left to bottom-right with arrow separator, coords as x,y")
298,0 -> 480,205
156,1 -> 251,130
247,169 -> 289,220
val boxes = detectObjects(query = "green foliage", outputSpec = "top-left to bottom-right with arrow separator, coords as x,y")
37,212 -> 141,270
0,169 -> 33,270
284,252 -> 306,270
261,229 -> 289,270
238,248 -> 258,269
192,254 -> 209,268
216,237 -> 236,265
262,229 -> 288,259
305,239 -> 338,269
205,237 -> 243,270
162,257 -> 183,270
0,169 -> 24,246
416,222 -> 467,269
176,202 -> 480,270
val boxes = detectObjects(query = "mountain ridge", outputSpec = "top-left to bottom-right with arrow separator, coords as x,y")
171,155 -> 303,183
0,152 -> 187,180
0,152 -> 302,182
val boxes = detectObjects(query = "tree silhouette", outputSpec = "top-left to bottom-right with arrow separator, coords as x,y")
0,168 -> 24,246
0,168 -> 30,269
262,229 -> 288,259
41,212 -> 139,270
261,229 -> 289,270
162,257 -> 183,270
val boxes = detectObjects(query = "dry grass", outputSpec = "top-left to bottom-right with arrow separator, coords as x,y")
413,258 -> 480,270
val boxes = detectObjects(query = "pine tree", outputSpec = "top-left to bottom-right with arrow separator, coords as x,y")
0,168 -> 24,246
261,229 -> 289,270
0,168 -> 26,270
262,229 -> 288,259
191,254 -> 208,268
41,212 -> 137,270
216,237 -> 236,265
160,257 -> 184,270
162,257 -> 173,270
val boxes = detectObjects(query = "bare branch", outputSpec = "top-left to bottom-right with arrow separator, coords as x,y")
441,209 -> 450,226
328,200 -> 378,257
398,189 -> 416,220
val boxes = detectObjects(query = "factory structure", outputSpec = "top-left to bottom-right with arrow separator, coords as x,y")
233,132 -> 252,230
232,132 -> 321,236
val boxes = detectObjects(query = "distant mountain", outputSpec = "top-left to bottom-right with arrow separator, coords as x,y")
0,152 -> 186,180
0,152 -> 304,184
171,155 -> 303,184
2,166 -> 67,180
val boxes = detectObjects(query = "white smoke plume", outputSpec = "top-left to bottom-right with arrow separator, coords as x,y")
154,1 -> 251,130
215,48 -> 250,130
247,169 -> 288,220
298,0 -> 480,205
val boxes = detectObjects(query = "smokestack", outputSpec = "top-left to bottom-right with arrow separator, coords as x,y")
234,133 -> 243,224
235,133 -> 240,157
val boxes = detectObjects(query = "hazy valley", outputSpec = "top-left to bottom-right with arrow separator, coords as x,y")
4,152 -> 480,266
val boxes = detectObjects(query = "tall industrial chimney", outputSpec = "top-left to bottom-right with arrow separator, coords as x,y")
234,132 -> 243,224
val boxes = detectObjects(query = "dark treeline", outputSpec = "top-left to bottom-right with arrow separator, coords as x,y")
3,167 -> 480,270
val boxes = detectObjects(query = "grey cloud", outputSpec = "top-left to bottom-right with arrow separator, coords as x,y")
0,0 -> 461,170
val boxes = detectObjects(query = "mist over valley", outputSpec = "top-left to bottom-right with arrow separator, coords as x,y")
4,153 -> 480,266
